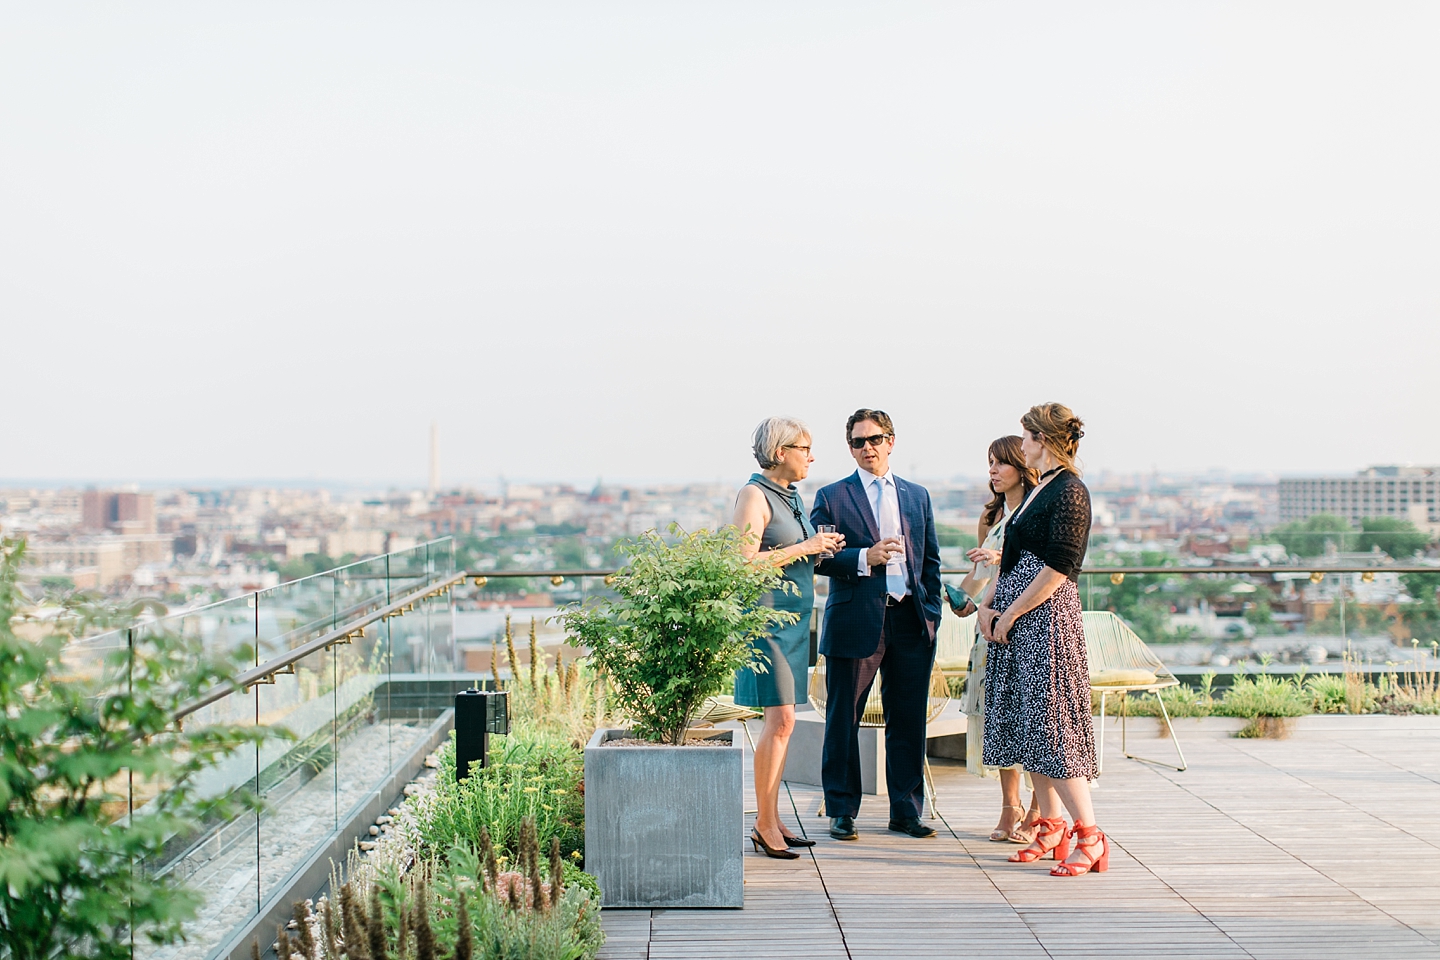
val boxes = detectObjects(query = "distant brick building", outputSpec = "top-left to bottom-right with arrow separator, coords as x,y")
81,490 -> 156,534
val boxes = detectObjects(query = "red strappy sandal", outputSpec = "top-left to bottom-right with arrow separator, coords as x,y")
1007,816 -> 1071,863
1050,823 -> 1109,876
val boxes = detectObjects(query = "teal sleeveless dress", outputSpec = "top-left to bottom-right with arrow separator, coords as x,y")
733,473 -> 816,708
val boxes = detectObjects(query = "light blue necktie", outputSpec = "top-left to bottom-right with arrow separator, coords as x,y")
874,477 -> 907,600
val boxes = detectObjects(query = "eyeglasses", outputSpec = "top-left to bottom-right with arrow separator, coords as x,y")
848,434 -> 892,449
783,444 -> 811,454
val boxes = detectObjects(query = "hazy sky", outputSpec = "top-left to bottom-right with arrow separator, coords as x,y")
3,3 -> 1437,487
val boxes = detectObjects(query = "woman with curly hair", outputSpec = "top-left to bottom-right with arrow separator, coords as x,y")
976,403 -> 1106,876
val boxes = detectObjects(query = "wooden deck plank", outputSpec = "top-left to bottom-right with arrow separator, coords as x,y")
599,716 -> 1440,960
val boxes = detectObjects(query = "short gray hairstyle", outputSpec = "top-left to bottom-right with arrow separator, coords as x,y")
752,416 -> 810,469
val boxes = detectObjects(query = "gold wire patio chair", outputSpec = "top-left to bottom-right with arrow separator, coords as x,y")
1083,610 -> 1187,772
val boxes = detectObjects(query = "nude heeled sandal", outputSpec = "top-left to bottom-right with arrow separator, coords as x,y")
990,804 -> 1026,842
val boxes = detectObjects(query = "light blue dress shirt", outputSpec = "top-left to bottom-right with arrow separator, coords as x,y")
855,468 -> 909,600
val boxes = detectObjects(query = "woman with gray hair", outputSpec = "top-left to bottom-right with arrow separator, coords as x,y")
733,416 -> 845,859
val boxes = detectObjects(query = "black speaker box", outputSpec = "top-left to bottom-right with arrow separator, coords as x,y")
454,689 -> 509,780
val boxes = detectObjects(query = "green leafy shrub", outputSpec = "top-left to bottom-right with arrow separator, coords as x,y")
1304,674 -> 1350,714
412,732 -> 585,863
558,525 -> 792,744
1212,673 -> 1312,719
0,538 -> 279,959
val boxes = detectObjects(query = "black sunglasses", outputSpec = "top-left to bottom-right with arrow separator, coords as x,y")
848,433 -> 892,449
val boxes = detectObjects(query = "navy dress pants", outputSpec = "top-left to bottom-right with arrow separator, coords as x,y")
821,598 -> 934,820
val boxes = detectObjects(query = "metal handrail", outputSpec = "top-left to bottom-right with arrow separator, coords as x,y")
172,570 -> 467,721
254,571 -> 438,657
169,560 -> 1437,721
462,564 -> 1439,579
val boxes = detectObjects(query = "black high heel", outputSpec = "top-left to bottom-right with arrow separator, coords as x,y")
750,829 -> 800,859
783,833 -> 816,848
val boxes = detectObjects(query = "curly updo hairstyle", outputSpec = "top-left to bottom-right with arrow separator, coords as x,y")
1021,403 -> 1085,475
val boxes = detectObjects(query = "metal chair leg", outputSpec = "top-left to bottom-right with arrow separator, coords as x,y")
922,754 -> 940,820
743,718 -> 759,815
1122,691 -> 1188,772
1096,691 -> 1108,775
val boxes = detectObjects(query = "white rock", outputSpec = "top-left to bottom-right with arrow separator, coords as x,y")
359,841 -> 376,851
376,815 -> 393,825
368,826 -> 380,836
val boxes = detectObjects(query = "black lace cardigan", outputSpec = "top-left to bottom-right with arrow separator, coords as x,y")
1000,470 -> 1092,582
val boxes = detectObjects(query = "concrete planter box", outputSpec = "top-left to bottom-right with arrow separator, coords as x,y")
584,727 -> 743,908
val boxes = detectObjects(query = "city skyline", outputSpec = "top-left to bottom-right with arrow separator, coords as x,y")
0,454 -> 1430,490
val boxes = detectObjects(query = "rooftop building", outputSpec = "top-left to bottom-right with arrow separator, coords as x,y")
1279,466 -> 1440,526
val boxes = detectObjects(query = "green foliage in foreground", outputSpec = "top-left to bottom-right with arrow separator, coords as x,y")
0,539 -> 280,960
559,525 -> 791,744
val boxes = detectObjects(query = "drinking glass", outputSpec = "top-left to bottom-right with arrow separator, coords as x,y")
817,524 -> 837,559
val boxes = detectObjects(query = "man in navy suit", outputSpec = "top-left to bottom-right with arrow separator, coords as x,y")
811,409 -> 943,840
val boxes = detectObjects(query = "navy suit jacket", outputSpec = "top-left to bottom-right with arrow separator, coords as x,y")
811,471 -> 943,659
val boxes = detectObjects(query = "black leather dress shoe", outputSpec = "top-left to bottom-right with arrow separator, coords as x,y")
829,816 -> 858,841
888,816 -> 937,838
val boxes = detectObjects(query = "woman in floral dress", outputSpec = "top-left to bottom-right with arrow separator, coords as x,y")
976,402 -> 1108,877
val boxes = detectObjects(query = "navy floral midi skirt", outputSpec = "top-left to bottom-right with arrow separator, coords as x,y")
982,549 -> 1098,780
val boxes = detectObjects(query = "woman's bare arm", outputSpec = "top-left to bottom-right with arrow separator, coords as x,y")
732,484 -> 840,566
732,485 -> 773,561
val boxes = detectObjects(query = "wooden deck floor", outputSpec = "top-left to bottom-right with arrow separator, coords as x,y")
598,715 -> 1440,960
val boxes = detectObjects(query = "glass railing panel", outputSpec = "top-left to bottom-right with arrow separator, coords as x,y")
333,554 -> 390,626
133,620 -> 260,960
58,622 -> 130,688
330,618 -> 387,825
176,592 -> 259,667
388,586 -> 432,676
386,542 -> 431,602
432,536 -> 456,581
428,582 -> 455,673
256,641 -> 338,908
256,573 -> 338,664
430,540 -> 457,672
